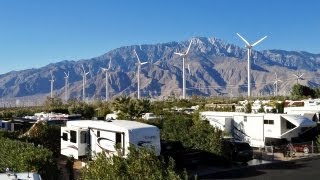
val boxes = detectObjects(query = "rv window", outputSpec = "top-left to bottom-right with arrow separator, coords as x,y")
70,130 -> 77,143
116,133 -> 122,145
62,133 -> 68,141
1,123 -> 4,128
80,131 -> 87,144
264,120 -> 274,125
97,130 -> 100,137
244,116 -> 247,122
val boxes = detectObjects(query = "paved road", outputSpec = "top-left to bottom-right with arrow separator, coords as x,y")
201,157 -> 320,179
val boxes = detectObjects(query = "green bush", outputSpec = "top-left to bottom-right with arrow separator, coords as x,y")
81,146 -> 184,180
0,137 -> 60,179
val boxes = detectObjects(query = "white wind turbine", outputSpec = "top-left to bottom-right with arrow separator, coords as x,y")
293,73 -> 304,84
81,65 -> 89,101
134,50 -> 148,99
236,33 -> 267,97
273,72 -> 282,96
49,71 -> 55,98
64,71 -> 69,101
101,58 -> 112,101
174,40 -> 193,99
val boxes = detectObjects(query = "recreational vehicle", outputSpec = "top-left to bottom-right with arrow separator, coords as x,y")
284,99 -> 320,123
200,111 -> 317,147
61,120 -> 161,159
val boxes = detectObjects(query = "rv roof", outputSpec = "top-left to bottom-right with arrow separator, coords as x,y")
0,172 -> 41,180
66,120 -> 156,131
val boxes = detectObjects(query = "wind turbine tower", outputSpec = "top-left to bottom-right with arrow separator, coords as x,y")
236,33 -> 267,97
49,71 -> 54,98
174,40 -> 193,99
101,58 -> 112,101
273,72 -> 282,96
64,71 -> 69,101
81,65 -> 89,102
134,50 -> 148,99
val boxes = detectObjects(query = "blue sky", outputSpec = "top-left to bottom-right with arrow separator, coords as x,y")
0,0 -> 319,74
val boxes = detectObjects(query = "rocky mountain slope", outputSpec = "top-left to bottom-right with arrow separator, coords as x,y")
0,37 -> 320,105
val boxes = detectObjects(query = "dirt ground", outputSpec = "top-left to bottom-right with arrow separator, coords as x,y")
57,156 -> 83,180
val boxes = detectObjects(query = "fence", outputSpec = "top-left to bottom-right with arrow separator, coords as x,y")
254,141 -> 320,161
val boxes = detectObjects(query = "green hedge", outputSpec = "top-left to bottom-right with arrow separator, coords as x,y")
0,137 -> 60,179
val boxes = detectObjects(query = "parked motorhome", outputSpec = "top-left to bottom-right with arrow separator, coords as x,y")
200,111 -> 317,147
61,120 -> 161,159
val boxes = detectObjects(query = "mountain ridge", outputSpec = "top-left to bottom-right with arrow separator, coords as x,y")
0,36 -> 319,105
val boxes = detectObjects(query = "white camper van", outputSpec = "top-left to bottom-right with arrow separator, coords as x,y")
61,120 -> 161,159
200,111 -> 317,147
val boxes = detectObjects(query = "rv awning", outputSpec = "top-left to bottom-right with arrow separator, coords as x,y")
281,115 -> 317,128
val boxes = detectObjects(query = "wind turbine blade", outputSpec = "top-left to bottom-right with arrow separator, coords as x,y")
293,74 -> 299,78
107,58 -> 112,70
299,73 -> 304,78
174,52 -> 184,56
134,49 -> 141,63
101,67 -> 107,71
185,40 -> 193,54
187,64 -> 190,73
86,72 -> 89,75
81,64 -> 85,72
252,36 -> 268,47
236,33 -> 250,46
141,62 -> 148,65
64,71 -> 68,77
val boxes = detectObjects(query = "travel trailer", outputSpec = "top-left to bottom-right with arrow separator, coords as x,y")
61,120 -> 161,159
284,99 -> 320,123
200,111 -> 317,147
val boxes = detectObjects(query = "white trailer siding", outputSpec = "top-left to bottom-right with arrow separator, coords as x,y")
263,114 -> 281,139
200,111 -> 316,148
61,120 -> 160,159
61,126 -> 88,159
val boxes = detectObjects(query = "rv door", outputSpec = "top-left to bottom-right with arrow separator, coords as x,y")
61,127 -> 88,159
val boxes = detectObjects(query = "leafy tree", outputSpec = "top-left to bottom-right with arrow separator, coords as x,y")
93,100 -> 112,119
275,101 -> 285,113
68,100 -> 95,119
245,102 -> 252,113
161,112 -> 225,157
113,97 -> 151,120
22,122 -> 61,156
0,137 -> 60,179
43,97 -> 68,113
81,146 -> 184,180
291,84 -> 316,99
257,105 -> 265,113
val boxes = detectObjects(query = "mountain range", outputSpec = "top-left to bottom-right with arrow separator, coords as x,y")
1,37 -> 320,106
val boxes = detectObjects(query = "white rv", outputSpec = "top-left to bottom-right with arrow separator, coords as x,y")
61,120 -> 161,159
200,111 -> 317,147
284,99 -> 320,122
